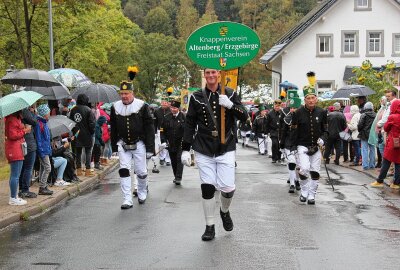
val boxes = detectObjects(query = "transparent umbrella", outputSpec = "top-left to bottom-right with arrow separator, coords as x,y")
48,68 -> 92,88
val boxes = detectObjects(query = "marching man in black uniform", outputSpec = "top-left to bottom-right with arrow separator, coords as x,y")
160,99 -> 185,185
181,68 -> 247,241
290,82 -> 328,205
154,100 -> 171,166
252,106 -> 269,155
110,81 -> 155,209
280,91 -> 302,193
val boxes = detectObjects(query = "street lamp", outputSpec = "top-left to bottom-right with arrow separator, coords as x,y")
48,0 -> 54,70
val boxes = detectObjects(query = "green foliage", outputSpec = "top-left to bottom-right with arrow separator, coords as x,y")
350,60 -> 398,107
177,0 -> 199,40
133,33 -> 189,101
197,0 -> 218,27
144,7 -> 173,35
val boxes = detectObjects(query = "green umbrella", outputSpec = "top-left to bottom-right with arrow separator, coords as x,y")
0,91 -> 43,118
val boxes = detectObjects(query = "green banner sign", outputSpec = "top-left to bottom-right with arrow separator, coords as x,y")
186,22 -> 261,70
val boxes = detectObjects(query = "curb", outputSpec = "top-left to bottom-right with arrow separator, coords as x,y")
0,161 -> 119,231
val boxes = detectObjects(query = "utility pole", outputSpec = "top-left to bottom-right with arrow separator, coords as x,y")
48,0 -> 54,70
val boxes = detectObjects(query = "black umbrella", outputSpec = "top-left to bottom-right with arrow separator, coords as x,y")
23,83 -> 70,100
72,83 -> 120,103
48,115 -> 76,138
332,85 -> 375,99
1,68 -> 61,87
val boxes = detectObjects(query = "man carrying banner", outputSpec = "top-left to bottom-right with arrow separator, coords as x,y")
181,68 -> 248,241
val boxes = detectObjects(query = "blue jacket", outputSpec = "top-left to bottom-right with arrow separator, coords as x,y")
95,116 -> 107,146
35,116 -> 52,158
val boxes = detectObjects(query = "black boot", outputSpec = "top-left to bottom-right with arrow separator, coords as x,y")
299,195 -> 307,202
288,185 -> 295,193
295,181 -> 301,191
220,209 -> 233,231
38,186 -> 53,195
307,199 -> 315,205
201,225 -> 215,241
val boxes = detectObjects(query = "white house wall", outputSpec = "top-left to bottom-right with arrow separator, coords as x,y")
273,0 -> 400,98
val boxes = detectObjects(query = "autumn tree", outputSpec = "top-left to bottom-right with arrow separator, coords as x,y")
143,7 -> 173,35
176,0 -> 199,40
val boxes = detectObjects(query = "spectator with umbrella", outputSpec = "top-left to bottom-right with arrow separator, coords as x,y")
5,110 -> 32,205
18,106 -> 38,199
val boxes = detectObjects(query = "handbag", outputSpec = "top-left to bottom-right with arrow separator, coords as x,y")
21,141 -> 28,156
339,131 -> 352,142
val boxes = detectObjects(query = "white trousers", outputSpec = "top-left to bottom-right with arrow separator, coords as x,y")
258,137 -> 268,154
240,131 -> 251,145
155,130 -> 170,162
297,146 -> 321,200
118,140 -> 148,204
283,148 -> 299,186
195,151 -> 235,193
258,136 -> 272,155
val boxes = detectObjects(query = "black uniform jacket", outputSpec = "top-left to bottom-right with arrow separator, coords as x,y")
279,107 -> 295,149
110,99 -> 155,153
160,112 -> 185,152
154,107 -> 170,130
182,86 -> 247,157
290,105 -> 328,148
239,118 -> 252,132
252,115 -> 268,138
266,109 -> 282,138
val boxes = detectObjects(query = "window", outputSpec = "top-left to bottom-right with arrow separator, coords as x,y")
366,30 -> 384,57
316,34 -> 333,57
341,31 -> 359,57
393,33 -> 400,56
354,0 -> 371,11
317,81 -> 335,97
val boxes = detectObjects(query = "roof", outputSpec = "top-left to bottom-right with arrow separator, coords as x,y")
260,0 -> 400,65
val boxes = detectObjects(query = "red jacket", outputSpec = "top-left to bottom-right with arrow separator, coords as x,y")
5,115 -> 26,163
383,99 -> 400,164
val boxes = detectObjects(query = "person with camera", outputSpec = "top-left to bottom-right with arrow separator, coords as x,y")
110,81 -> 155,209
289,85 -> 328,205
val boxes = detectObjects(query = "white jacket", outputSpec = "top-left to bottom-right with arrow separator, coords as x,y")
347,105 -> 361,140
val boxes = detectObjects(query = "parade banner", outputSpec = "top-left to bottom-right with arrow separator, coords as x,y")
186,21 -> 260,143
186,22 -> 260,70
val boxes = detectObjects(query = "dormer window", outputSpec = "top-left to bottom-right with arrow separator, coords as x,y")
355,0 -> 371,11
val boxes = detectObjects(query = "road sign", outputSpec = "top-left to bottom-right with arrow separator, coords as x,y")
186,22 -> 260,70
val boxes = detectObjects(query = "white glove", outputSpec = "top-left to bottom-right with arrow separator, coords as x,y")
160,142 -> 167,150
219,95 -> 233,109
146,152 -> 154,159
181,151 -> 191,167
317,138 -> 324,147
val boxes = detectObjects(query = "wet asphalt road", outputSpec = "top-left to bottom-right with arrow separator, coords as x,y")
0,146 -> 399,270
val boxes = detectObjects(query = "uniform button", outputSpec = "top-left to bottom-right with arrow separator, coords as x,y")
214,116 -> 217,118
213,106 -> 216,109
213,101 -> 216,104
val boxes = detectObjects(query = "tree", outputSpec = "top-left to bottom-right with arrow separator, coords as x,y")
214,0 -> 240,22
143,7 -> 173,35
351,60 -> 398,107
160,0 -> 178,37
123,1 -> 146,28
197,0 -> 218,27
0,0 -> 102,68
133,33 -> 189,102
176,0 -> 199,40
237,0 -> 268,30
